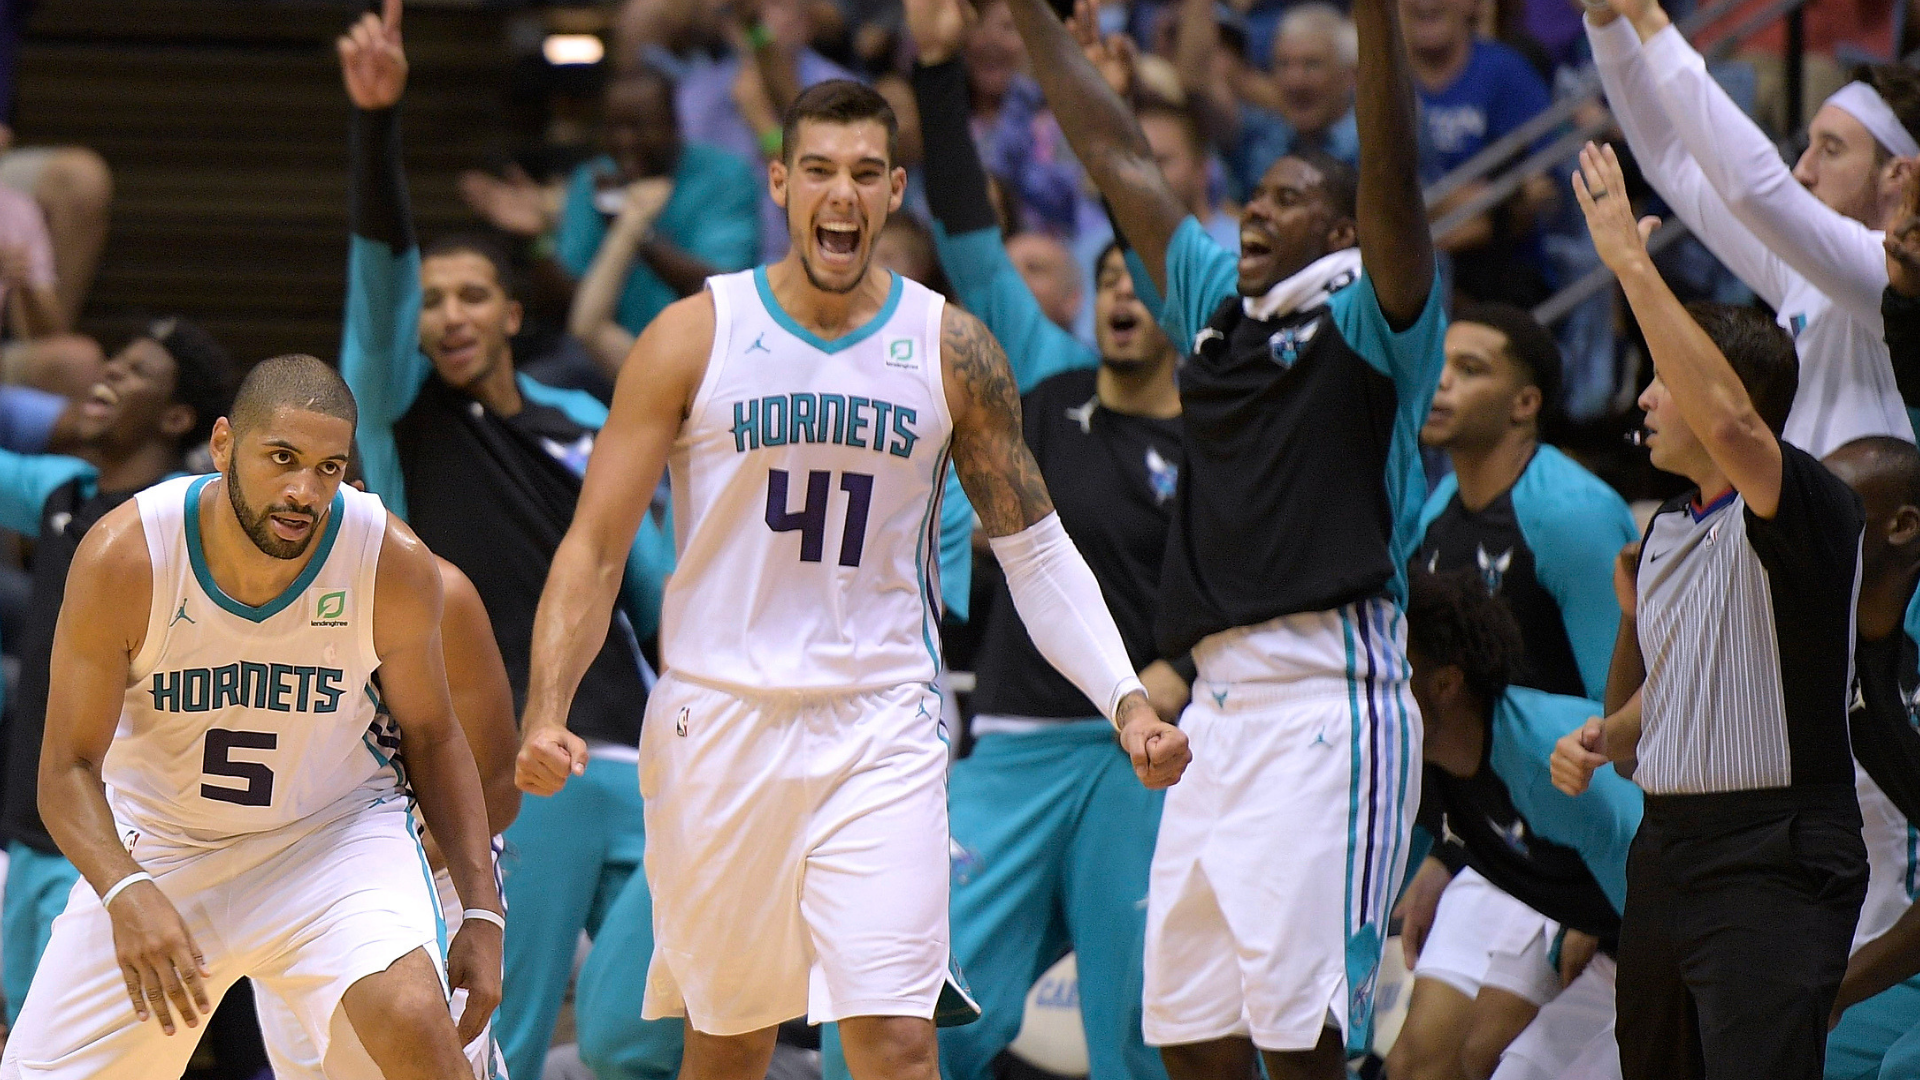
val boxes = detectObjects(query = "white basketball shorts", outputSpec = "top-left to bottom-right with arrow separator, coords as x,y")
255,841 -> 508,1080
1144,602 -> 1421,1053
1413,868 -> 1549,1001
638,673 -> 976,1036
1491,954 -> 1620,1080
0,798 -> 441,1080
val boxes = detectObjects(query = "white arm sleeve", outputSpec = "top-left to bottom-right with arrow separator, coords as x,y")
1587,15 -> 1797,310
1641,23 -> 1888,329
989,512 -> 1148,728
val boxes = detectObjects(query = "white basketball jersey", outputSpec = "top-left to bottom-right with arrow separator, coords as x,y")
107,475 -> 399,845
659,268 -> 953,691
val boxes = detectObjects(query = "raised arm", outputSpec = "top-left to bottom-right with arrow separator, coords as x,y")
1578,142 -> 1784,515
904,0 -> 1097,389
41,504 -> 213,1036
437,558 -> 521,835
1348,0 -> 1432,324
517,293 -> 708,795
941,305 -> 1188,786
371,517 -> 503,1043
338,0 -> 431,513
566,178 -> 675,379
1617,0 -> 1890,325
999,0 -> 1188,291
1583,13 -> 1798,313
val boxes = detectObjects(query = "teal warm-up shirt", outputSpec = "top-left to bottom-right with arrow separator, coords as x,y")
556,147 -> 761,337
1416,446 -> 1639,700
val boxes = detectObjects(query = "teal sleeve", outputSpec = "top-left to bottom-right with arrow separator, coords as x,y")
1496,692 -> 1642,913
0,451 -> 93,534
940,467 -> 972,622
681,149 -> 761,273
340,235 -> 431,520
1327,266 -> 1448,390
1124,247 -> 1167,328
518,373 -> 611,428
1156,216 -> 1239,357
1515,457 -> 1640,701
1414,474 -> 1458,554
932,224 -> 1097,393
555,163 -> 605,278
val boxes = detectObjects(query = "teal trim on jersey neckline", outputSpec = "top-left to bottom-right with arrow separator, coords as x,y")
752,265 -> 904,355
183,475 -> 346,623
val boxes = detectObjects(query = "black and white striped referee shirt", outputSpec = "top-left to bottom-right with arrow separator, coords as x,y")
1635,443 -> 1864,795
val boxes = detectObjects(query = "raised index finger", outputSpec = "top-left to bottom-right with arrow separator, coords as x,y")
382,0 -> 402,36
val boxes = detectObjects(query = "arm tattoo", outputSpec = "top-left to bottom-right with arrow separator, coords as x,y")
943,307 -> 1055,537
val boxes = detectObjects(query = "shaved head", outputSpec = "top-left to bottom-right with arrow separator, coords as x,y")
229,354 -> 358,438
1826,436 -> 1920,608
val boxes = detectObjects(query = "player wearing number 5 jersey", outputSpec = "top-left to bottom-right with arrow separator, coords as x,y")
2,355 -> 503,1080
518,80 -> 1189,1080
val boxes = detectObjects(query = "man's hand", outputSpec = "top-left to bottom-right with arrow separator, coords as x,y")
0,243 -> 34,290
1614,540 -> 1642,620
1138,659 -> 1192,725
1603,0 -> 1670,37
338,0 -> 407,112
445,918 -> 503,1044
903,0 -> 975,64
1886,167 -> 1920,299
108,881 -> 212,1036
1117,693 -> 1189,788
1393,855 -> 1452,967
1551,717 -> 1609,796
515,723 -> 589,796
1559,928 -> 1600,988
1066,0 -> 1136,100
1574,142 -> 1660,278
459,166 -> 555,239
613,178 -> 677,238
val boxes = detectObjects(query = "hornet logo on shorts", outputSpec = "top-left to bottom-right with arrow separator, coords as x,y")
949,838 -> 985,886
311,588 -> 351,628
1146,446 -> 1178,505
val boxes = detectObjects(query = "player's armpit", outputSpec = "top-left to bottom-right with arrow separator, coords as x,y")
942,304 -> 1055,538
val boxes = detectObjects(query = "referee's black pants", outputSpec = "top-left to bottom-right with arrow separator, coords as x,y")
1616,785 -> 1867,1080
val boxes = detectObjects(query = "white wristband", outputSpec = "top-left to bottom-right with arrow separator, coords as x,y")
462,907 -> 506,931
100,871 -> 154,910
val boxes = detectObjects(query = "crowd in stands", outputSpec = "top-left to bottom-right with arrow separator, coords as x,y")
0,0 -> 1917,1076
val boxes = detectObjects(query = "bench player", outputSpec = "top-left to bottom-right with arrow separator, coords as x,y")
516,81 -> 1189,1080
1,354 -> 503,1080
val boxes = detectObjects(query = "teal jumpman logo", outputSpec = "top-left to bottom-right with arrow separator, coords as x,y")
747,332 -> 771,354
169,600 -> 195,627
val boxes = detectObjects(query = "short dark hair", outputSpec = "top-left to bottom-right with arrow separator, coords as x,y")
1096,239 -> 1129,278
144,317 -> 235,446
1854,63 -> 1920,161
1453,301 -> 1563,419
1832,434 -> 1920,508
1289,148 -> 1358,221
422,232 -> 523,300
1684,301 -> 1799,435
230,354 -> 358,437
781,79 -> 898,168
1406,568 -> 1524,707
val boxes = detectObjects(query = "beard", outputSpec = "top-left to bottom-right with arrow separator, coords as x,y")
226,468 -> 319,561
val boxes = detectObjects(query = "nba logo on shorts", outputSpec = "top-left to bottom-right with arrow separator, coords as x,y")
311,588 -> 351,628
885,338 -> 918,370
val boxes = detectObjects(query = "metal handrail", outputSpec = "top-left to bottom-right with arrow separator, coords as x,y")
1427,0 -> 1814,241
1530,40 -> 1920,326
1422,0 -> 1806,208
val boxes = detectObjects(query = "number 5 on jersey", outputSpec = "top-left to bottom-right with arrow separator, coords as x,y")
766,468 -> 874,567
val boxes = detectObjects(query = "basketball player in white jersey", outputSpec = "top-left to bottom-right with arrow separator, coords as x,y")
2,354 -> 504,1080
516,81 -> 1189,1080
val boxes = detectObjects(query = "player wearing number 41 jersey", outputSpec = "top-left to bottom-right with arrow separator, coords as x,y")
2,355 -> 504,1080
518,80 -> 1188,1080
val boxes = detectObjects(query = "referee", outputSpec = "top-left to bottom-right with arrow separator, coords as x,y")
1558,143 -> 1868,1078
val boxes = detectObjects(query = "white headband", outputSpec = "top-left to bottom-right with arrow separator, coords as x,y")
1826,81 -> 1920,159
